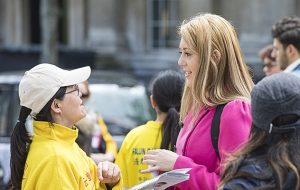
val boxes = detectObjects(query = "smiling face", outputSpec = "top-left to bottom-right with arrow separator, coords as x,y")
178,38 -> 200,88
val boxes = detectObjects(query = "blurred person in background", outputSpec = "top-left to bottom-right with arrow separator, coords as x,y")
10,63 -> 121,190
219,73 -> 300,190
272,16 -> 300,76
258,44 -> 281,76
76,81 -> 117,163
115,70 -> 185,189
141,13 -> 254,190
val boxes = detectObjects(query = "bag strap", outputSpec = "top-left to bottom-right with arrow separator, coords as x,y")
211,104 -> 226,160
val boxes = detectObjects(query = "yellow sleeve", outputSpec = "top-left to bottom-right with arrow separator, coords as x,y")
23,156 -> 74,190
98,117 -> 118,158
115,136 -> 129,188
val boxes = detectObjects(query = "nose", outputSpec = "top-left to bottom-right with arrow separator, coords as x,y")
178,54 -> 185,67
271,49 -> 276,59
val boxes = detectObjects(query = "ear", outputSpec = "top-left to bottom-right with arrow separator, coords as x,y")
212,49 -> 221,64
51,99 -> 62,114
287,44 -> 300,57
150,95 -> 157,109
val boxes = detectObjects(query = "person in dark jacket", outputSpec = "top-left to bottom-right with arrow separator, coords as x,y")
219,72 -> 300,190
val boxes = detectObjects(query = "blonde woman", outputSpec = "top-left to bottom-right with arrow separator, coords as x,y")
142,13 -> 254,190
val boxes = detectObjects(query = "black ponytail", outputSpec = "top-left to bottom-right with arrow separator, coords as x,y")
10,86 -> 67,189
149,70 -> 185,152
160,107 -> 181,151
10,106 -> 32,190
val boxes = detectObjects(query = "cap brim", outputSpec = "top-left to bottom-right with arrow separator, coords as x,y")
62,66 -> 91,86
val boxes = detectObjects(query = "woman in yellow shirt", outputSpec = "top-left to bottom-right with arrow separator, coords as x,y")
10,63 -> 122,190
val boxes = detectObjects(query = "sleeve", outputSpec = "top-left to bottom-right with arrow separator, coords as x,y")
114,134 -> 130,188
28,155 -> 82,190
173,100 -> 252,190
98,117 -> 118,158
31,156 -> 74,190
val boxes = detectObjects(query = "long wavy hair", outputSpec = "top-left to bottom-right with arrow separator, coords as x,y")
219,120 -> 300,189
10,87 -> 66,190
178,13 -> 254,120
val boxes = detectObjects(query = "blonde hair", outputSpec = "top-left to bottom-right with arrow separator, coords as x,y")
178,13 -> 254,120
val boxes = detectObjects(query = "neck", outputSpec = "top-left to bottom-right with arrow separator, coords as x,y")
52,115 -> 74,128
156,112 -> 167,123
288,53 -> 300,65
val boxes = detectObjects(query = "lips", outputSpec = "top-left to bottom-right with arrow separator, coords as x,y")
185,71 -> 192,78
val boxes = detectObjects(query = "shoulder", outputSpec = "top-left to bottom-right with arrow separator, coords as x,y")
220,99 -> 252,125
223,157 -> 274,189
126,123 -> 148,137
223,99 -> 251,115
121,122 -> 153,145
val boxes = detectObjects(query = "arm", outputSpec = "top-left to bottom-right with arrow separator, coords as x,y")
218,99 -> 252,161
98,117 -> 118,158
174,100 -> 252,190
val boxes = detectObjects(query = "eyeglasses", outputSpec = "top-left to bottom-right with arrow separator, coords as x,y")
65,85 -> 80,96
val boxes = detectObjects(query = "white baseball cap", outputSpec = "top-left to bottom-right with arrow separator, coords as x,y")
19,63 -> 91,116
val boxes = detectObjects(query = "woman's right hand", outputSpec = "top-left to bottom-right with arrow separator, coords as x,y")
141,149 -> 179,173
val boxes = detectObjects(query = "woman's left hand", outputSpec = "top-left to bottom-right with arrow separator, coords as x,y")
97,161 -> 120,186
141,149 -> 179,173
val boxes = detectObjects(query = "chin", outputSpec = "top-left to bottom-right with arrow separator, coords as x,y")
186,80 -> 192,88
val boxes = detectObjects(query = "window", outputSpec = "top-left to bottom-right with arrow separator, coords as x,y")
147,0 -> 179,49
29,0 -> 68,44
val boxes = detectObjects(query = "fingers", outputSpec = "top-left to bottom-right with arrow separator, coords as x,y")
98,161 -> 120,184
97,162 -> 103,180
147,149 -> 158,155
140,165 -> 159,174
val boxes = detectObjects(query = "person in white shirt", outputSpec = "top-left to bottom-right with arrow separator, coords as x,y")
272,16 -> 300,76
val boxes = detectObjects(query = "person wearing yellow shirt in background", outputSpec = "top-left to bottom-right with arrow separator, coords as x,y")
115,70 -> 185,189
10,63 -> 122,190
76,81 -> 117,163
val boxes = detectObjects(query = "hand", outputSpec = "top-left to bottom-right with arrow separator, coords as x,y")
97,161 -> 120,186
141,149 -> 179,173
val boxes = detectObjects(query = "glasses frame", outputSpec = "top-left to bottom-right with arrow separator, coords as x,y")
65,85 -> 80,96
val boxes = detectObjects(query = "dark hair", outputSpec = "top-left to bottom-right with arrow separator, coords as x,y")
10,87 -> 66,189
258,44 -> 275,62
149,70 -> 185,151
272,16 -> 300,51
219,116 -> 300,189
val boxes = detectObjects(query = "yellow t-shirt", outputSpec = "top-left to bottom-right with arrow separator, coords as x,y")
22,121 -> 122,190
115,121 -> 162,188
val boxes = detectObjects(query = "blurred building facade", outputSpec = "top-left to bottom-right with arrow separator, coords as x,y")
0,0 -> 299,83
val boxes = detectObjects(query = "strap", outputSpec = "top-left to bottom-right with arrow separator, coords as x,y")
211,104 -> 226,160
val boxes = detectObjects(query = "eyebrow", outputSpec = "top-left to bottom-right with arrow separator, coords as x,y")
179,47 -> 191,50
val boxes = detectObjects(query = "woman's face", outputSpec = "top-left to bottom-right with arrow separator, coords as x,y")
178,38 -> 200,87
60,85 -> 87,124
